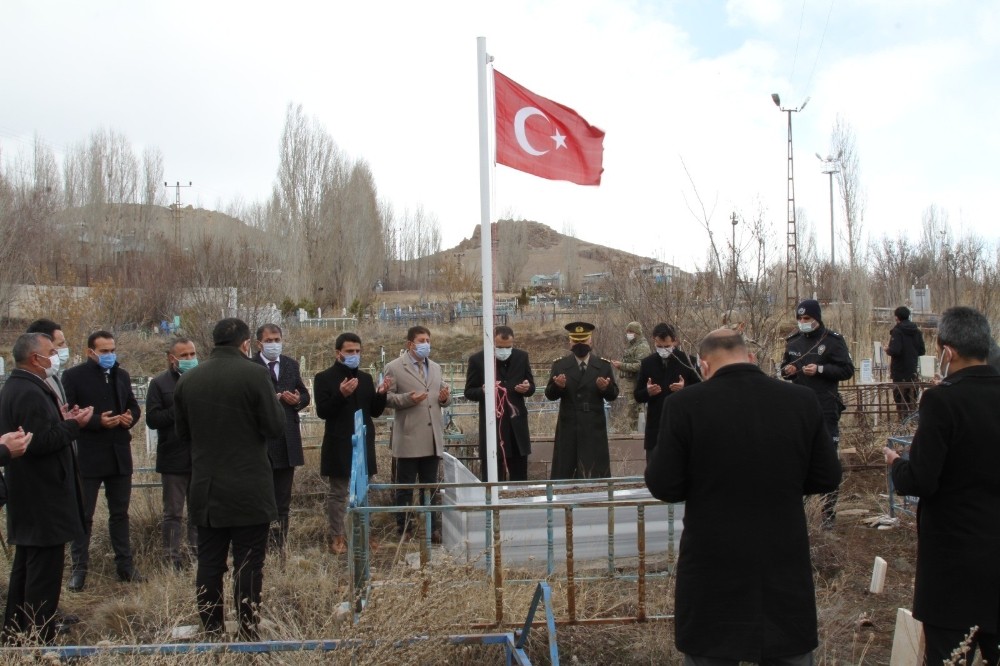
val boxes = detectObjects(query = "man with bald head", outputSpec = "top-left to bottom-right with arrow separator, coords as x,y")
646,328 -> 842,666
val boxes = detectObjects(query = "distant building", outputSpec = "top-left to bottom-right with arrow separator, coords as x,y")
630,261 -> 685,284
530,272 -> 562,288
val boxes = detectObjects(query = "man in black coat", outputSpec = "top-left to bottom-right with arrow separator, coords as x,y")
634,322 -> 700,462
780,299 -> 854,527
61,330 -> 142,591
314,332 -> 388,555
646,329 -> 841,665
1,333 -> 92,644
146,337 -> 199,570
252,324 -> 310,552
884,306 -> 1000,665
885,305 -> 926,416
465,325 -> 536,482
545,322 -> 618,479
174,318 -> 285,640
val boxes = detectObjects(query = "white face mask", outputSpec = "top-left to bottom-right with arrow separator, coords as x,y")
495,347 -> 513,361
938,346 -> 952,379
626,333 -> 636,342
57,347 -> 70,365
656,346 -> 674,358
261,342 -> 282,361
797,321 -> 815,333
41,352 -> 60,378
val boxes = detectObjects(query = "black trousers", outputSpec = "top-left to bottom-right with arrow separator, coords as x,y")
3,544 -> 65,645
270,467 -> 295,549
820,405 -> 841,524
478,429 -> 528,482
72,474 -> 134,574
923,623 -> 999,665
196,523 -> 268,640
394,456 -> 440,532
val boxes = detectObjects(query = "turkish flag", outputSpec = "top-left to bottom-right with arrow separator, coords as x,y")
494,70 -> 605,186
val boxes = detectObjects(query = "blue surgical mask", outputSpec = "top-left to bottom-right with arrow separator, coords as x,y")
98,352 -> 117,369
414,342 -> 431,359
261,342 -> 282,361
495,347 -> 513,361
797,321 -> 815,334
177,358 -> 198,374
57,347 -> 70,365
341,353 -> 361,369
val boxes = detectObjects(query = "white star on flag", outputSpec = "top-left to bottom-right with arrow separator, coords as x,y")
552,129 -> 567,149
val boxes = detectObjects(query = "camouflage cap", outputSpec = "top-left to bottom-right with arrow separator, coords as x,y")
625,321 -> 643,335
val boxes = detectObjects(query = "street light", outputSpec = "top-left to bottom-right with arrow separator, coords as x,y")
816,150 -> 842,264
772,93 -> 809,307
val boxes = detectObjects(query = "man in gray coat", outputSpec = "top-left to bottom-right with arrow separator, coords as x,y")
646,329 -> 841,665
174,318 -> 284,640
384,325 -> 451,538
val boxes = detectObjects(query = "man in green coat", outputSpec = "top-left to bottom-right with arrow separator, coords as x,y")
174,318 -> 284,640
611,321 -> 650,432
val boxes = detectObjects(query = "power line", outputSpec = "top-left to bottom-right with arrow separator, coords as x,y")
802,0 -> 836,98
789,0 -> 807,87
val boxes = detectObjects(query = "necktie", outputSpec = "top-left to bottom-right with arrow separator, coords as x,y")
580,362 -> 587,375
267,361 -> 278,382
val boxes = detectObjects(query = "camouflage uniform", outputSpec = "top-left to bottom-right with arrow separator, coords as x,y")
618,321 -> 651,432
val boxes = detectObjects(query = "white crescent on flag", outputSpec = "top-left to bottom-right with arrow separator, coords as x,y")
513,106 -> 549,156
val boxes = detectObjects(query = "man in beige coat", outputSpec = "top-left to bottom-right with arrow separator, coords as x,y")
384,325 -> 452,538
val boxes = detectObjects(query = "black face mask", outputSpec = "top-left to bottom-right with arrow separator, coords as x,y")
571,343 -> 591,359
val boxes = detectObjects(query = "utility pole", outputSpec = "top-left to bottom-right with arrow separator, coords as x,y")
772,93 -> 809,309
164,181 -> 192,248
817,151 -> 842,265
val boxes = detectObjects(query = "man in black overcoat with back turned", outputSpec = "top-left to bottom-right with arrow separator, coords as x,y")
465,325 -> 536,482
1,333 -> 92,645
646,329 -> 841,665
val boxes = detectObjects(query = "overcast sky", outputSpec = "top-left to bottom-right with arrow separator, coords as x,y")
2,0 -> 997,271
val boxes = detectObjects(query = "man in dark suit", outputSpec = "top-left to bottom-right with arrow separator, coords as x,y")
146,337 -> 199,570
465,325 -> 536,482
885,305 -> 926,416
1,333 -> 92,644
25,319 -> 70,405
61,330 -> 142,592
646,329 -> 841,665
174,318 -> 285,640
634,322 -> 700,462
544,321 -> 618,479
314,332 -> 389,555
252,324 -> 310,552
884,306 -> 1000,665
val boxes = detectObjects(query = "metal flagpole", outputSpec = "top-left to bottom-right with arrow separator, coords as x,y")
477,37 -> 500,505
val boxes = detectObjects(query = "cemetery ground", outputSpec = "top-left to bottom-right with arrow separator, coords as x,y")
0,321 -> 922,664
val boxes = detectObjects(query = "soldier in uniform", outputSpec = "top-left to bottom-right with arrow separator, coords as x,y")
780,299 -> 854,527
545,322 -> 619,479
611,321 -> 650,432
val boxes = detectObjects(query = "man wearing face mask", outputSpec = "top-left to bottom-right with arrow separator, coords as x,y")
545,322 -> 619,479
883,307 -> 1000,666
61,330 -> 143,592
384,326 -> 452,539
174,318 -> 284,640
252,324 -> 310,554
780,299 -> 854,528
611,321 -> 651,432
314,332 -> 389,554
146,337 -> 199,570
25,320 -> 71,405
646,329 -> 841,666
634,323 -> 701,462
1,333 -> 92,645
465,325 -> 536,482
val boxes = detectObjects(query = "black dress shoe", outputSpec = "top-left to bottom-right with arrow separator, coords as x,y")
67,572 -> 86,592
117,569 -> 146,583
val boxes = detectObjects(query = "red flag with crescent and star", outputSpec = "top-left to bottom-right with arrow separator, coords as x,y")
494,70 -> 605,186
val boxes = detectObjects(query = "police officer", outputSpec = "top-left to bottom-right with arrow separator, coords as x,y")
780,299 -> 854,527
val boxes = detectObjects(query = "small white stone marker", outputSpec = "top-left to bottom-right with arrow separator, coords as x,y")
870,556 -> 887,594
889,608 -> 923,666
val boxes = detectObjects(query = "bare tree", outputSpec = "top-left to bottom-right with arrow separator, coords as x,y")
495,218 -> 531,291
